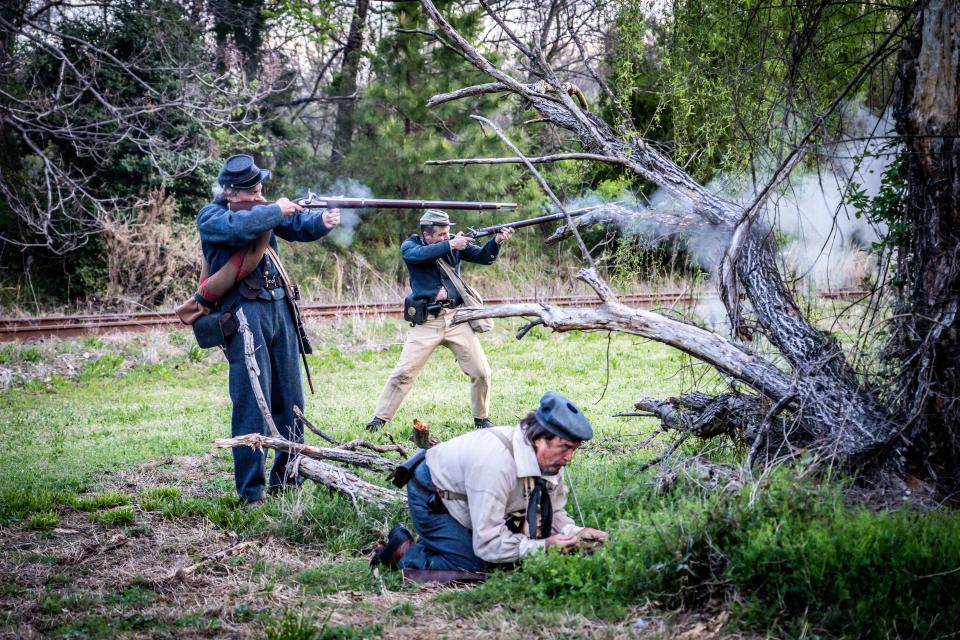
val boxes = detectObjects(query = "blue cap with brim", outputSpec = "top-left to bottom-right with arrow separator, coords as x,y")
218,154 -> 271,189
534,391 -> 593,441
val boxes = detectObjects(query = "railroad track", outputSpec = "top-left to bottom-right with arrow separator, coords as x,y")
0,290 -> 868,342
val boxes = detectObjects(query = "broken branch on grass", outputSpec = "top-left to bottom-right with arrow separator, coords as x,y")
294,406 -> 341,446
167,541 -> 256,581
213,434 -> 399,473
294,457 -> 402,507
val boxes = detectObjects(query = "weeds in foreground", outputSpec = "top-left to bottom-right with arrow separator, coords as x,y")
448,469 -> 960,638
265,609 -> 383,640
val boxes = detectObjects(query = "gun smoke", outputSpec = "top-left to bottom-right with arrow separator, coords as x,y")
558,106 -> 895,329
314,177 -> 373,248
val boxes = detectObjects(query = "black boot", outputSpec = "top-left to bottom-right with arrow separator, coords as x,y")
474,418 -> 494,429
365,416 -> 386,431
370,525 -> 413,570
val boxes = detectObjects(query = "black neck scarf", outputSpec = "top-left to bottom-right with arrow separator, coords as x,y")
527,477 -> 554,539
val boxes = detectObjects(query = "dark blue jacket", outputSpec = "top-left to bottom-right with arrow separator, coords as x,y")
196,200 -> 332,302
401,233 -> 501,301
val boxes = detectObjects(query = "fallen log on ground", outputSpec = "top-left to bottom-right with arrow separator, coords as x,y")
213,433 -> 399,473
292,457 -> 403,507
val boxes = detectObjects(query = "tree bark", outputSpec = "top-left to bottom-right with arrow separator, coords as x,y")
295,457 -> 402,506
213,433 -> 399,473
330,0 -> 369,166
890,0 -> 960,479
423,0 -> 900,466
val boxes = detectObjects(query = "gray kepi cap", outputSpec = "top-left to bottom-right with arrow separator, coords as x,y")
534,391 -> 594,441
419,209 -> 456,227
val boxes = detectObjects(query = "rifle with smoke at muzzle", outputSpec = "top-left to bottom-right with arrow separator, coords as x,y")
293,192 -> 517,210
464,203 -> 614,239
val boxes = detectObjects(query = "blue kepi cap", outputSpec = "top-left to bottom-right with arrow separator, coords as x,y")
534,391 -> 593,441
218,154 -> 271,189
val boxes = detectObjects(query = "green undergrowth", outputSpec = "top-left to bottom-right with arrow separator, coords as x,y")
447,469 -> 960,638
4,321 -> 960,637
265,609 -> 383,640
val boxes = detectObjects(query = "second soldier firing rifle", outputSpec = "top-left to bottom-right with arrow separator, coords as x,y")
465,203 -> 611,239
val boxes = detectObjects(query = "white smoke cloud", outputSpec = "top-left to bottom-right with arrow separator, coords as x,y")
565,105 -> 894,291
319,177 -> 373,248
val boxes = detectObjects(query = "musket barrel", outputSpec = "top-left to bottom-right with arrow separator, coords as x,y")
295,196 -> 516,210
467,206 -> 598,238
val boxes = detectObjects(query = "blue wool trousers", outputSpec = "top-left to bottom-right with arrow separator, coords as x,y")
224,298 -> 304,502
398,462 -> 487,572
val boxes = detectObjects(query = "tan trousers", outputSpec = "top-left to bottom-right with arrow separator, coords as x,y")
374,309 -> 491,421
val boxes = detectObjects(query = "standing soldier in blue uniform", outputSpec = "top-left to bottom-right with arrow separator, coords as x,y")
364,209 -> 513,432
197,154 -> 340,506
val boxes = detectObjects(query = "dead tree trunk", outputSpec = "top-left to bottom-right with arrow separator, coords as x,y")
888,0 -> 960,481
421,0 -> 917,476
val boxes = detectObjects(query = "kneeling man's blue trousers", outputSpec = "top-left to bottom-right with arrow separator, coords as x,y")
399,462 -> 487,572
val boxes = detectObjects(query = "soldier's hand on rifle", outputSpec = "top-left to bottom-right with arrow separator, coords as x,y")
276,198 -> 304,217
495,226 -> 515,245
436,286 -> 448,301
322,208 -> 340,229
449,232 -> 474,251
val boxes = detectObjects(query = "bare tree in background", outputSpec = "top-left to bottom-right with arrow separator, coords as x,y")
330,0 -> 370,165
0,0 -> 286,255
420,0 -> 959,496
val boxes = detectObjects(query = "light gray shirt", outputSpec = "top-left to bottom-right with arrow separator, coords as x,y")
424,425 -> 583,563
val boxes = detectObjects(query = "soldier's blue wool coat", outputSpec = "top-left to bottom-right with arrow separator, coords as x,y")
401,233 -> 501,301
197,200 -> 331,502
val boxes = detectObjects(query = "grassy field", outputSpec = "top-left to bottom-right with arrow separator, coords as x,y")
1,317 -> 959,639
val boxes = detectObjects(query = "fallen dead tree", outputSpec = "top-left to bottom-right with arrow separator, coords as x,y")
417,0 -> 946,488
212,433 -> 400,473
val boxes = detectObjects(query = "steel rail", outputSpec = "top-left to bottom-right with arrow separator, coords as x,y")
0,290 -> 868,342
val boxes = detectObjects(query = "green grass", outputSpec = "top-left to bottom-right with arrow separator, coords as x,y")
3,319 -> 960,638
88,506 -> 136,526
26,510 -> 60,530
0,321 -> 672,524
72,491 -> 131,511
265,610 -> 383,640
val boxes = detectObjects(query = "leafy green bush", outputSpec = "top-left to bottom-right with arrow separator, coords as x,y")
450,471 -> 960,638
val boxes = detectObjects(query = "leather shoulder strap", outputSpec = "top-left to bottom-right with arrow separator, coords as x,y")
437,258 -> 472,301
489,428 -> 514,454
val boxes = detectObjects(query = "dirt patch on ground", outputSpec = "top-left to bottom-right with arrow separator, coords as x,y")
0,454 -> 744,639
